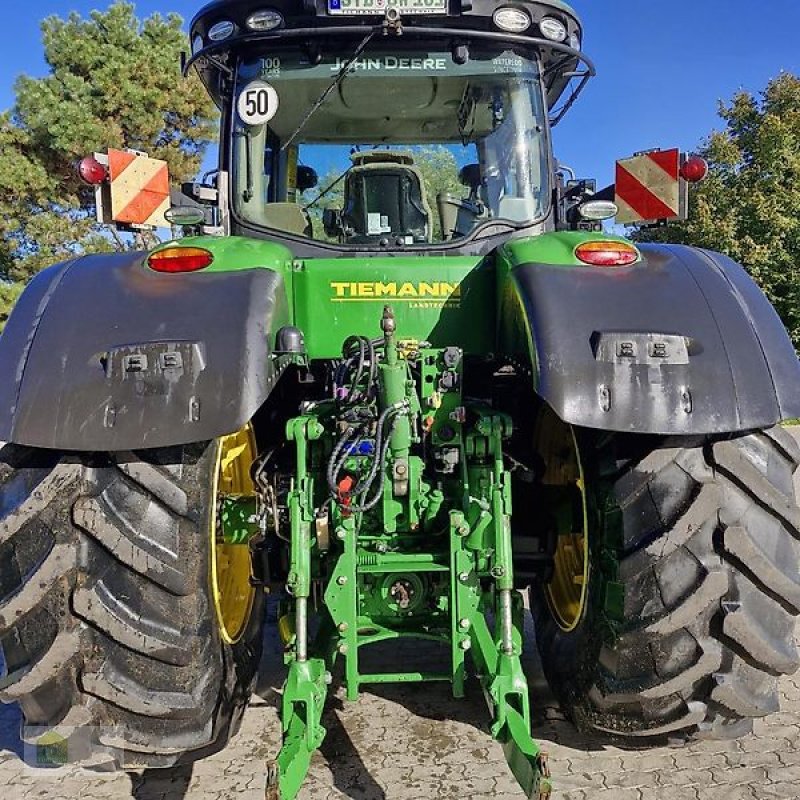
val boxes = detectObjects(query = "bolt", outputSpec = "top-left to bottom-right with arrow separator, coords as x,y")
459,618 -> 471,631
338,622 -> 348,633
337,576 -> 348,586
458,572 -> 470,583
376,542 -> 388,553
323,671 -> 333,685
338,643 -> 349,655
458,524 -> 470,537
460,639 -> 471,651
491,566 -> 505,578
336,527 -> 347,541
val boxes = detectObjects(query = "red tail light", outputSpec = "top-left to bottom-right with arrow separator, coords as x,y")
77,155 -> 108,186
148,247 -> 214,273
680,155 -> 709,183
575,241 -> 640,267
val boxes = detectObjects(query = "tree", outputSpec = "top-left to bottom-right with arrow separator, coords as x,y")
411,145 -> 463,239
634,73 -> 800,347
0,283 -> 23,331
0,1 -> 217,329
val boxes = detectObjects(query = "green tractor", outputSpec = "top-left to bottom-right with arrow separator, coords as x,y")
2,1 -> 800,797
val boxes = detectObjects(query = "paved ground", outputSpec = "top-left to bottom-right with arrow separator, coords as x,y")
3,616 -> 799,800
2,431 -> 800,800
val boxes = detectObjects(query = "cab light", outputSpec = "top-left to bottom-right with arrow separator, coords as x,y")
246,9 -> 283,31
493,7 -> 531,33
575,241 -> 639,267
208,20 -> 235,41
539,16 -> 568,42
148,247 -> 214,273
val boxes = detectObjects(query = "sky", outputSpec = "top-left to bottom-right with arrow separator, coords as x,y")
1,0 -> 799,188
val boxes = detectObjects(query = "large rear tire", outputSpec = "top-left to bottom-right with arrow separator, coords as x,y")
532,425 -> 800,741
0,438 -> 263,768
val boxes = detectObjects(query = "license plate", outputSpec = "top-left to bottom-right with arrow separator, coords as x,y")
328,0 -> 448,15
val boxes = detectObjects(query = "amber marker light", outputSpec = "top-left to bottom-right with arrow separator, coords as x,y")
148,247 -> 214,273
575,240 -> 640,267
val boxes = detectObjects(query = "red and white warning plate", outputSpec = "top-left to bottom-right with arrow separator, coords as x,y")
615,148 -> 684,225
108,149 -> 171,228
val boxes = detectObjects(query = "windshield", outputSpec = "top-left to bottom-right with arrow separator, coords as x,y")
232,44 -> 550,247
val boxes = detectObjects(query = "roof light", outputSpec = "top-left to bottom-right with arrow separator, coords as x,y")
575,241 -> 640,267
77,155 -> 108,186
540,16 -> 568,42
208,20 -> 235,41
569,32 -> 581,51
148,247 -> 214,273
192,34 -> 204,55
680,155 -> 709,183
493,7 -> 531,33
579,200 -> 618,221
246,9 -> 283,31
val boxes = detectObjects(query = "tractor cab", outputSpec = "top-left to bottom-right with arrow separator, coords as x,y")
185,0 -> 592,253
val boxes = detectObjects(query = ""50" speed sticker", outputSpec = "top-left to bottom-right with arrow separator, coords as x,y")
237,81 -> 279,125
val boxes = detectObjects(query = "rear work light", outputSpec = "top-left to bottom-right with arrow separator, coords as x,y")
148,247 -> 214,273
575,241 -> 639,267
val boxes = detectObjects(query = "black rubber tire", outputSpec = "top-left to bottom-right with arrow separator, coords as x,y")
0,441 -> 263,768
532,425 -> 800,741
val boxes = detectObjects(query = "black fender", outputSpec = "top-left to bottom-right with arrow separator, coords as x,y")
0,252 -> 290,451
500,244 -> 800,435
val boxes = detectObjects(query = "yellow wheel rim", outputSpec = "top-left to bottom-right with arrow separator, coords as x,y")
211,424 -> 258,645
536,408 -> 589,633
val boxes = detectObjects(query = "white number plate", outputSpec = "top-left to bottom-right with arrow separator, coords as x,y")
328,0 -> 448,15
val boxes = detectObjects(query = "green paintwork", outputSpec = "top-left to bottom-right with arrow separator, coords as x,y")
292,255 -> 494,359
147,231 -> 637,364
500,230 -> 642,267
272,309 -> 550,799
149,235 -> 295,274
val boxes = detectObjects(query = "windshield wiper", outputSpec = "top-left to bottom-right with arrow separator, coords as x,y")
281,28 -> 378,152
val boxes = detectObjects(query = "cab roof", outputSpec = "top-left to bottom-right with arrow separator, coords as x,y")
188,0 -> 591,123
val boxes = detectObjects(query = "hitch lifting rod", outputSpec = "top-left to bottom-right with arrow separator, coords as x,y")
499,588 -> 514,655
295,597 -> 308,662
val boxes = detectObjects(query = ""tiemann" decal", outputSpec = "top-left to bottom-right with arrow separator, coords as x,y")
330,281 -> 461,302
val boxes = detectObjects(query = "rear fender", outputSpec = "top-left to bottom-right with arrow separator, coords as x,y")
498,241 -> 800,435
0,252 -> 291,451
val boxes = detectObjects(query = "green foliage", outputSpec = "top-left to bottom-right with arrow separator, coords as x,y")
412,146 -> 463,241
634,73 -> 800,347
0,1 -> 216,287
0,282 -> 24,333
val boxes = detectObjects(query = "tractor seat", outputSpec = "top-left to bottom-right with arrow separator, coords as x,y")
342,158 -> 432,244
